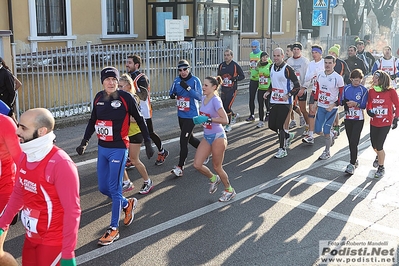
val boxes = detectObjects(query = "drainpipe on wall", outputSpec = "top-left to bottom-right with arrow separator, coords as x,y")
8,0 -> 14,43
261,0 -> 265,41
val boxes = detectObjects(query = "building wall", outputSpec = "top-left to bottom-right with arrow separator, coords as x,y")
2,0 -> 298,52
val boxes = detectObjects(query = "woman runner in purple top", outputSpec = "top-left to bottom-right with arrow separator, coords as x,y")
192,76 -> 236,202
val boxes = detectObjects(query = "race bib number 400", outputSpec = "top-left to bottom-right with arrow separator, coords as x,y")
95,120 -> 114,141
177,96 -> 190,111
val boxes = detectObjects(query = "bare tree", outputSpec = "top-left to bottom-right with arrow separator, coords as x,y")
369,0 -> 398,33
342,0 -> 368,36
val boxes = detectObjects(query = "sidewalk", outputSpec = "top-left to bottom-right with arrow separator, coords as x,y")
54,84 -> 251,160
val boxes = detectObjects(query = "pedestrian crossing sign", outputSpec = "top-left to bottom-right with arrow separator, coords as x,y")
313,0 -> 328,8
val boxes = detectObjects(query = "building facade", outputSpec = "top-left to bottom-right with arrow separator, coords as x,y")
0,0 -> 298,53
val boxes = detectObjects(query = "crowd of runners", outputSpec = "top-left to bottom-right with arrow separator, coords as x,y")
0,37 -> 399,263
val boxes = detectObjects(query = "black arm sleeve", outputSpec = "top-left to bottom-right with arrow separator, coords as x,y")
285,65 -> 301,95
236,63 -> 246,81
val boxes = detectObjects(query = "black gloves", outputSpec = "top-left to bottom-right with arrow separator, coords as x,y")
390,74 -> 397,80
170,93 -> 177,99
367,110 -> 375,118
76,139 -> 89,155
144,141 -> 154,159
393,117 -> 398,129
180,80 -> 191,91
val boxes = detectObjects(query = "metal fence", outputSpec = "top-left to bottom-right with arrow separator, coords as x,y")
13,40 -> 231,118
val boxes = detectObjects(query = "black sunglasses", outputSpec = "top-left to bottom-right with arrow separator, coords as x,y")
178,68 -> 188,72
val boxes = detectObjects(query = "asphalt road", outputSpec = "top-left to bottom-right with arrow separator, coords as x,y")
4,88 -> 399,266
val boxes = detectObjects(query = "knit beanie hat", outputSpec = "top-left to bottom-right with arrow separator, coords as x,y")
328,44 -> 340,57
101,67 -> 119,84
260,51 -> 269,58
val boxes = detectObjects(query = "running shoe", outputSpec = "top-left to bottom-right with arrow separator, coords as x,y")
373,156 -> 379,168
256,121 -> 265,128
299,116 -> 306,127
123,198 -> 137,226
319,150 -> 330,160
355,160 -> 359,168
98,227 -> 120,246
231,113 -> 239,124
209,175 -> 221,194
302,126 -> 309,136
122,181 -> 134,193
139,179 -> 154,194
171,166 -> 183,177
155,149 -> 169,166
264,113 -> 270,122
245,115 -> 255,122
345,164 -> 355,175
374,166 -> 385,178
219,189 -> 236,202
274,148 -> 287,159
289,120 -> 297,129
302,135 -> 314,144
224,124 -> 232,132
125,158 -> 135,170
203,155 -> 211,165
285,132 -> 295,149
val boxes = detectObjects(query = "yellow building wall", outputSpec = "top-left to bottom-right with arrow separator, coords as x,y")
71,1 -> 102,46
2,0 -> 297,51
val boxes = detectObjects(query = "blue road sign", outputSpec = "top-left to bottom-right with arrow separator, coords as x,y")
330,0 -> 338,8
313,0 -> 328,8
312,9 -> 328,26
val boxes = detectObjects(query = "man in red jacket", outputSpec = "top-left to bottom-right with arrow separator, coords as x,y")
0,108 -> 81,266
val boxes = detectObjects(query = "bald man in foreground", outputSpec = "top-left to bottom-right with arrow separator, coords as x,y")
0,108 -> 81,266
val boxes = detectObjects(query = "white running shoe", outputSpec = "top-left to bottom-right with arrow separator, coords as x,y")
122,181 -> 134,193
231,113 -> 239,124
302,126 -> 309,136
219,189 -> 236,202
285,132 -> 295,149
256,121 -> 265,128
203,155 -> 211,165
171,166 -> 183,177
299,116 -> 306,127
289,120 -> 297,129
274,148 -> 287,159
302,135 -> 314,144
319,150 -> 330,160
209,175 -> 221,194
224,124 -> 232,132
139,179 -> 154,194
